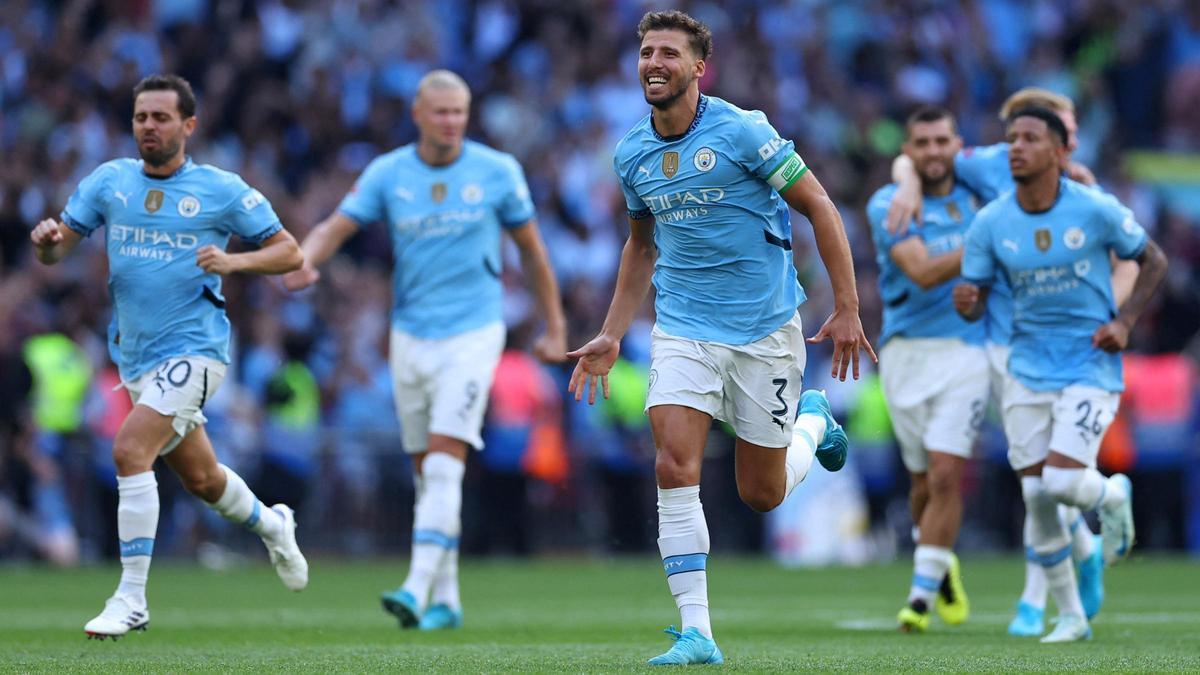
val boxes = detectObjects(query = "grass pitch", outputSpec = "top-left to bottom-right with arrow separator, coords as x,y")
1,555 -> 1198,672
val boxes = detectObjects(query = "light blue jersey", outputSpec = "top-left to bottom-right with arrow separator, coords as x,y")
338,140 -> 534,339
955,143 -> 1016,345
62,158 -> 282,381
962,178 -> 1147,392
613,95 -> 807,345
867,183 -> 986,346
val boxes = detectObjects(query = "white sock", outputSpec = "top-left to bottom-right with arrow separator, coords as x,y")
430,546 -> 461,611
909,545 -> 952,607
1042,466 -> 1126,511
208,464 -> 283,542
658,485 -> 712,639
403,453 -> 465,609
1019,512 -> 1048,610
1023,476 -> 1085,619
116,472 -> 159,602
1062,505 -> 1095,560
783,420 -> 818,497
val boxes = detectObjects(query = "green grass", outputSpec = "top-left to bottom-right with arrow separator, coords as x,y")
2,556 -> 1198,672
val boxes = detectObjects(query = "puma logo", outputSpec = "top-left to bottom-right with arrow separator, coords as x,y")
638,166 -> 651,177
1002,239 -> 1019,253
114,190 -> 130,207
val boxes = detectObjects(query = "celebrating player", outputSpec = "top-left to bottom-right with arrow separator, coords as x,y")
568,11 -> 874,665
887,88 -> 1137,635
867,107 -> 986,633
31,74 -> 309,639
283,70 -> 566,631
955,108 -> 1167,642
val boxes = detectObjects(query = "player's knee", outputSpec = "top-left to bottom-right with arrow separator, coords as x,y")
654,451 -> 700,488
179,465 -> 225,502
112,438 -> 157,475
926,462 -> 961,497
1041,466 -> 1082,504
737,482 -> 782,513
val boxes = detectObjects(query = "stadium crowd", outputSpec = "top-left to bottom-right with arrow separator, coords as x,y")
2,0 -> 1199,564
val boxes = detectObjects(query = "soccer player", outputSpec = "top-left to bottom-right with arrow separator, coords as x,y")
886,88 -> 1136,636
867,107 -> 987,633
282,70 -> 566,631
568,11 -> 874,665
956,108 -> 1167,643
30,74 -> 309,639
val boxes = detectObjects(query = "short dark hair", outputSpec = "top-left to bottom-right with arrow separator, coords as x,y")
1006,106 -> 1068,147
905,106 -> 956,135
636,10 -> 713,60
132,74 -> 197,119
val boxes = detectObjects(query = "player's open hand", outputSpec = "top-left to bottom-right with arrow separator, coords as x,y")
196,245 -> 239,275
30,219 -> 64,248
953,282 -> 980,318
807,308 -> 877,381
884,180 -> 923,235
567,333 -> 620,404
532,329 -> 568,364
1093,319 -> 1131,353
282,262 -> 320,291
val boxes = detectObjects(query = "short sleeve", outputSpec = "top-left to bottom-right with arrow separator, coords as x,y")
735,110 -> 807,191
1098,194 -> 1148,260
337,159 -> 388,227
497,157 -> 536,229
955,144 -> 1009,201
612,151 -> 650,220
61,164 -> 115,237
223,176 -> 283,244
866,186 -> 916,253
960,212 -> 997,286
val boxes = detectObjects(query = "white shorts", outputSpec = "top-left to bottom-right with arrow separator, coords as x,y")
879,337 -> 989,473
646,313 -> 805,449
1002,379 -> 1120,471
125,355 -> 227,455
390,321 -> 506,454
985,341 -> 1011,411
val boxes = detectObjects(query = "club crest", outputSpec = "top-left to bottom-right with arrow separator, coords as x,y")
693,147 -> 716,172
431,183 -> 447,204
1035,228 -> 1052,252
144,189 -> 164,213
1063,226 -> 1086,250
662,151 -> 679,179
177,195 -> 201,218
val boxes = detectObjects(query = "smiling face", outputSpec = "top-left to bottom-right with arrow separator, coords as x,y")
132,90 -> 195,167
1006,116 -> 1067,184
637,29 -> 705,110
903,117 -> 962,187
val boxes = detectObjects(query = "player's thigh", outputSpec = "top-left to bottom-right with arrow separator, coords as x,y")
427,322 -> 506,452
122,356 -> 226,458
162,425 -> 225,500
389,328 -> 433,454
732,437 -> 786,505
1047,385 -> 1120,467
112,405 -> 179,473
1001,377 -> 1056,471
648,404 -> 713,487
722,312 -> 805,450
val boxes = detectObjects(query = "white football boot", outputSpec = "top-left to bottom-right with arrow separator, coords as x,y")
84,594 -> 149,640
266,504 -> 309,591
1039,614 -> 1092,643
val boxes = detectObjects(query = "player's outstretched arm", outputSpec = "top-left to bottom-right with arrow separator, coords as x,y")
782,172 -> 876,381
30,219 -> 83,265
890,238 -> 964,289
197,229 -> 302,276
567,216 -> 656,404
885,155 -> 923,235
282,212 -> 359,291
508,219 -> 568,363
1094,239 -> 1167,353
